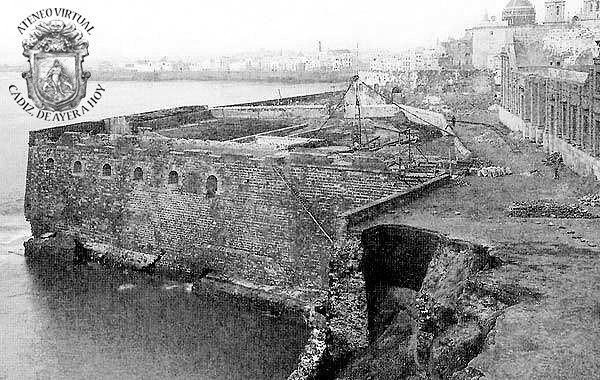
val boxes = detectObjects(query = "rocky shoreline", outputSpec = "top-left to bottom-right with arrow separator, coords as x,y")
23,226 -> 543,380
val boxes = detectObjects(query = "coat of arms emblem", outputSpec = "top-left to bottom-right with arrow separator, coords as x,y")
22,20 -> 91,112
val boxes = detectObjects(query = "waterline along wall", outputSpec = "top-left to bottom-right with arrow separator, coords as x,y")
500,48 -> 600,179
24,93 -> 454,378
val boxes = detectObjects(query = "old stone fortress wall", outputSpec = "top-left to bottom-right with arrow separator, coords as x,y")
24,91 -> 447,294
24,88 -> 465,378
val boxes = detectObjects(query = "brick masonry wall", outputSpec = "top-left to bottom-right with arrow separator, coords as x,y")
24,134 -> 430,291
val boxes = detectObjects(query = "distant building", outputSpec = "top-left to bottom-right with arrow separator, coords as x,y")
157,59 -> 173,72
97,61 -> 114,71
578,0 -> 600,20
120,59 -> 177,72
469,16 -> 511,70
502,0 -> 537,26
545,0 -> 567,23
130,60 -> 155,72
298,47 -> 359,73
439,34 -> 473,69
328,49 -> 357,72
173,61 -> 190,72
460,0 -> 600,71
219,57 -> 231,71
369,48 -> 440,73
229,59 -> 247,72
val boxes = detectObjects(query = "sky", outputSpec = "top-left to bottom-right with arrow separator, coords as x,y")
0,0 -> 586,63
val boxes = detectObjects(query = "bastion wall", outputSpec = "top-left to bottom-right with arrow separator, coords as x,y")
24,125 -> 433,292
24,97 -> 456,379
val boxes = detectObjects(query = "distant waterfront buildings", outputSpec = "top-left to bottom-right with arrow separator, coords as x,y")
123,58 -> 174,72
108,43 -> 360,75
439,34 -> 473,70
369,48 -> 441,72
102,40 -> 448,80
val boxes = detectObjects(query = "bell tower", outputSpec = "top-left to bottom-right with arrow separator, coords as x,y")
545,0 -> 566,23
580,0 -> 600,20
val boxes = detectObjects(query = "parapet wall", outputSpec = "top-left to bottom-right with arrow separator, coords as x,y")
24,133 -> 435,292
29,106 -> 213,144
212,105 -> 329,119
344,104 -> 451,135
124,106 -> 213,131
227,91 -> 343,107
29,121 -> 108,145
29,93 -> 339,147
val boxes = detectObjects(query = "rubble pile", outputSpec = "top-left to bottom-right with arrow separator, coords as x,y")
471,131 -> 505,147
469,166 -> 512,177
579,193 -> 600,208
507,200 -> 598,219
543,152 -> 564,167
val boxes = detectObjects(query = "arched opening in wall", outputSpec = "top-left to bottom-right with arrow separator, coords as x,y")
73,161 -> 82,174
206,175 -> 217,198
102,164 -> 111,177
360,224 -> 496,345
45,158 -> 54,169
168,170 -> 179,184
361,225 -> 441,342
133,167 -> 143,181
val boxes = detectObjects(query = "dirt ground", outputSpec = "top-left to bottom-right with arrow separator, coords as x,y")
367,112 -> 600,379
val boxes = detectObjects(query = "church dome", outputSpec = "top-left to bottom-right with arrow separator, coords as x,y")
502,0 -> 537,26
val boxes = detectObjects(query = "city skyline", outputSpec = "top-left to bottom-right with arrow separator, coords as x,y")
0,0 -> 585,65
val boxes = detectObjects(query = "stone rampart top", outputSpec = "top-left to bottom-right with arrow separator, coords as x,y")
223,91 -> 343,107
27,90 -> 439,176
28,91 -> 344,146
35,129 -> 399,175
